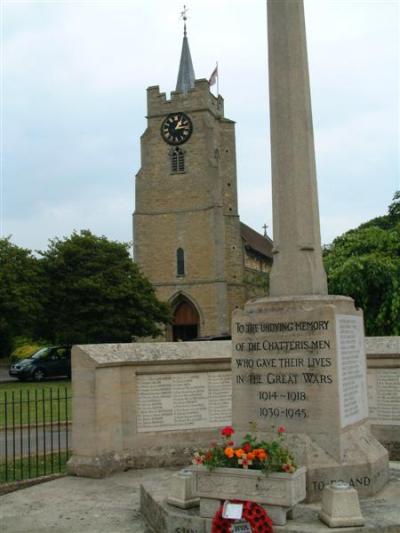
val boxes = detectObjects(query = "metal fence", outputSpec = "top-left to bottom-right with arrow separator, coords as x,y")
0,387 -> 72,483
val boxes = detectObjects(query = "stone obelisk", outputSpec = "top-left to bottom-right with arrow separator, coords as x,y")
231,0 -> 388,502
267,0 -> 327,297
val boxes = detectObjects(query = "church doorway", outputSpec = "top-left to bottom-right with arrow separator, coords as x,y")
172,299 -> 199,341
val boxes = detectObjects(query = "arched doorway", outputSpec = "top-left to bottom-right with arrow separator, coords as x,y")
172,299 -> 200,341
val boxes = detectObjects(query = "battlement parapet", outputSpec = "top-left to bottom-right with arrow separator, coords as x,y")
147,79 -> 224,117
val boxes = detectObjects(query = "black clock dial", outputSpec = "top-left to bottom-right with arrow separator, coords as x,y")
161,112 -> 193,145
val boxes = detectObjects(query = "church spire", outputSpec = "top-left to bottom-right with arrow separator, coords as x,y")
176,5 -> 195,94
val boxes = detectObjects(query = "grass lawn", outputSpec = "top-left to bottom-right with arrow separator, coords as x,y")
0,381 -> 72,427
0,451 -> 71,483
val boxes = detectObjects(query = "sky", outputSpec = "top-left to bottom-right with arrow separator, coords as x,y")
1,0 -> 399,253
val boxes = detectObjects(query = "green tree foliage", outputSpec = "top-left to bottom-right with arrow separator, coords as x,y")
0,238 -> 42,357
324,192 -> 400,336
38,230 -> 170,344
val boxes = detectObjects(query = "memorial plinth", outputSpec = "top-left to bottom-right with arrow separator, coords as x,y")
232,295 -> 389,501
67,342 -> 232,478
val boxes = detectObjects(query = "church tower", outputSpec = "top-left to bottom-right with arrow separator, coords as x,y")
133,13 -> 246,341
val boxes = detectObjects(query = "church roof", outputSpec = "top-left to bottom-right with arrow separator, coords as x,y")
176,27 -> 195,94
240,222 -> 273,261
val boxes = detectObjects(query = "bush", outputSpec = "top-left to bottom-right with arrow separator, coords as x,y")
9,338 -> 45,363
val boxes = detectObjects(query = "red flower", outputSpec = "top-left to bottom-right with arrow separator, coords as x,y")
221,426 -> 235,437
242,442 -> 252,453
278,426 -> 286,434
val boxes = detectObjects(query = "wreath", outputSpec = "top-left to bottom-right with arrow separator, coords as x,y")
211,500 -> 274,533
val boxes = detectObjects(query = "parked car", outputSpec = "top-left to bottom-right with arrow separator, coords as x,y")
9,346 -> 72,381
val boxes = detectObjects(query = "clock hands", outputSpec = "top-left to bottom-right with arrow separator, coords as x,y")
175,120 -> 186,131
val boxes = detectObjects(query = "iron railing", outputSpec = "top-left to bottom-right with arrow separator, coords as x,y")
0,387 -> 72,483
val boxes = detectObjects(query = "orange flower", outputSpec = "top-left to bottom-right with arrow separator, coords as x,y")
235,448 -> 245,458
224,447 -> 234,458
253,448 -> 268,461
257,451 -> 267,461
247,452 -> 256,460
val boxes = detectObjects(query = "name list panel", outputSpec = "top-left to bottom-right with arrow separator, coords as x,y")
136,371 -> 231,432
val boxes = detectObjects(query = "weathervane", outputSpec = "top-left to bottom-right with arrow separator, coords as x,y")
181,5 -> 188,36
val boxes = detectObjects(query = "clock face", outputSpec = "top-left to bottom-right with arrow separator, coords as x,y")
161,112 -> 193,145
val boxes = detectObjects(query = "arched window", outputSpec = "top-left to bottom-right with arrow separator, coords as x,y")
177,248 -> 185,276
170,147 -> 185,173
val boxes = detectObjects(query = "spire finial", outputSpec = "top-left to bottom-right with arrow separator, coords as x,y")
176,4 -> 195,94
181,5 -> 188,37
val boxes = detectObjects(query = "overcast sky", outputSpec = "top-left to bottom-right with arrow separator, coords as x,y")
1,0 -> 399,253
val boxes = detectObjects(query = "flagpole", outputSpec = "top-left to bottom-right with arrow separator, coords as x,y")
216,61 -> 219,96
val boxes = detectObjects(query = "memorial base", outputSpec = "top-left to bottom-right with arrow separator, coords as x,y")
232,295 -> 389,502
272,427 -> 388,502
67,446 -> 193,478
140,464 -> 400,533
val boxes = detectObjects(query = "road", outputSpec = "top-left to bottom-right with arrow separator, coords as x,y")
0,366 -> 18,384
0,426 -> 71,459
0,366 -> 71,459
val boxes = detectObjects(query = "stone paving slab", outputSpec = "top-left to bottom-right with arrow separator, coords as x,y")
1,465 -> 399,532
0,467 -> 177,533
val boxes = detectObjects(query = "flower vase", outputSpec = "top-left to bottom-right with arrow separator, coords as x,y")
193,465 -> 306,526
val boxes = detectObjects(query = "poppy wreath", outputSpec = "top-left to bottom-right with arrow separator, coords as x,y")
211,499 -> 274,533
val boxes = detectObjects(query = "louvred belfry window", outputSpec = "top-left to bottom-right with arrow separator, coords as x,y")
171,147 -> 185,173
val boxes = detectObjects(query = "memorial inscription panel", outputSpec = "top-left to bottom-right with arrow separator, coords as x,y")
336,315 -> 368,427
232,309 -> 340,433
136,371 -> 231,432
368,369 -> 400,426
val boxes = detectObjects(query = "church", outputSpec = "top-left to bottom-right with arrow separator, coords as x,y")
133,19 -> 272,341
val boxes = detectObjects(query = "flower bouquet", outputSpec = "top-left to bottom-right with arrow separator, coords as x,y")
193,424 -> 297,474
192,424 -> 306,525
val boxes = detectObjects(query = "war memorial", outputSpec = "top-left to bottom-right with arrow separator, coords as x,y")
66,1 -> 400,531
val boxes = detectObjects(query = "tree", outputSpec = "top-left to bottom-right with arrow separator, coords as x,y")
324,192 -> 400,336
38,230 -> 170,344
388,190 -> 400,222
0,238 -> 42,357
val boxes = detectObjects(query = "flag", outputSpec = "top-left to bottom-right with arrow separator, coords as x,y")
208,65 -> 218,86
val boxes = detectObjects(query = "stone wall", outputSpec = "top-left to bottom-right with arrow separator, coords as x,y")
366,337 -> 400,460
68,342 -> 232,478
68,337 -> 400,478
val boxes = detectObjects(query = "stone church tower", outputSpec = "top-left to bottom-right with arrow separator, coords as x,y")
133,22 -> 247,341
